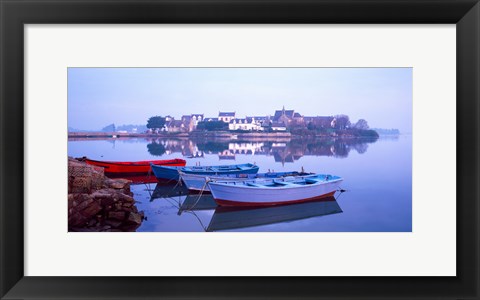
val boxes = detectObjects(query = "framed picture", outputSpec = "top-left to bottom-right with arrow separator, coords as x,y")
1,0 -> 478,299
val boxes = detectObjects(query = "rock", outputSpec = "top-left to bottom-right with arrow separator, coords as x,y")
108,211 -> 126,221
114,202 -> 123,211
118,193 -> 135,203
80,201 -> 102,218
73,193 -> 92,202
126,212 -> 142,225
69,227 -> 97,232
121,224 -> 140,231
122,202 -> 133,208
74,195 -> 94,211
92,190 -> 119,206
101,225 -> 112,230
68,158 -> 144,232
105,219 -> 123,228
105,178 -> 131,190
68,194 -> 74,210
87,219 -> 97,227
68,211 -> 87,227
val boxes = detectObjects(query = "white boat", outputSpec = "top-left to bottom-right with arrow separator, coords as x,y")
208,174 -> 343,207
179,170 -> 314,192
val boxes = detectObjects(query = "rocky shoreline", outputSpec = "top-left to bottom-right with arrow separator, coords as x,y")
68,157 -> 144,232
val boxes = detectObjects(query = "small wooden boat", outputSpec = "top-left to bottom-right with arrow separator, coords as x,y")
180,170 -> 314,192
80,157 -> 186,175
206,196 -> 342,231
208,174 -> 343,207
150,163 -> 259,181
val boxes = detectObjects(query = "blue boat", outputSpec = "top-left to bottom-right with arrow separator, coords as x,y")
180,170 -> 314,192
150,163 -> 259,181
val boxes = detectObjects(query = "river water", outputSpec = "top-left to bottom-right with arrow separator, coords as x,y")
68,135 -> 412,232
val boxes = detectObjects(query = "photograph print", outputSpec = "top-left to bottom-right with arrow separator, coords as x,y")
67,67 -> 412,232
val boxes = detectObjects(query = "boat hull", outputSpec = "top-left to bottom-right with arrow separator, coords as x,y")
150,165 -> 183,181
180,171 -> 311,192
83,158 -> 186,175
151,163 -> 259,181
209,178 -> 342,207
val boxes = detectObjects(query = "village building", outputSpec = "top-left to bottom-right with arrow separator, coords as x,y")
178,114 -> 204,131
228,117 -> 262,131
164,115 -> 174,122
181,115 -> 194,131
204,117 -> 219,122
270,122 -> 287,131
164,119 -> 187,133
218,112 -> 235,123
272,106 -> 304,127
303,116 -> 337,128
249,116 -> 269,126
191,114 -> 204,127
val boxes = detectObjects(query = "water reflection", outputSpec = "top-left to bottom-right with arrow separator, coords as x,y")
207,196 -> 342,232
179,194 -> 217,213
146,137 -> 378,163
69,135 -> 411,232
149,182 -> 343,232
150,182 -> 189,199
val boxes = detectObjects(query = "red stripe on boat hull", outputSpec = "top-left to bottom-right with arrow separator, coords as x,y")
214,191 -> 336,207
84,158 -> 186,174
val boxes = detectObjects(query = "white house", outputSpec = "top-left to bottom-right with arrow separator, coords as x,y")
271,122 -> 287,131
191,114 -> 204,127
219,112 -> 235,123
229,117 -> 262,131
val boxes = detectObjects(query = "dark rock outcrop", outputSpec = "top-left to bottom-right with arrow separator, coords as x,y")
68,157 -> 144,232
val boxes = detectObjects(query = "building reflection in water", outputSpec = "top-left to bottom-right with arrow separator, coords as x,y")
146,137 -> 378,163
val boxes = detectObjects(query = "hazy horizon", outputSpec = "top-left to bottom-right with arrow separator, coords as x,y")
68,68 -> 412,133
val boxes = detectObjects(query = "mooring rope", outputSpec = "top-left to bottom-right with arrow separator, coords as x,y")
183,210 -> 208,232
188,178 -> 210,210
144,182 -> 153,198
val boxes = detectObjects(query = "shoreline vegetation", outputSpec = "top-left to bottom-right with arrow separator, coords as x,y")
68,129 -> 382,139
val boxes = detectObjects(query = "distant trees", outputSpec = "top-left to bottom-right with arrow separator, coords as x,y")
147,116 -> 166,130
353,119 -> 369,130
196,121 -> 229,131
101,123 -> 116,132
334,115 -> 351,130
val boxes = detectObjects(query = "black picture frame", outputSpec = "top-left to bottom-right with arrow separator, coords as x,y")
1,0 -> 479,299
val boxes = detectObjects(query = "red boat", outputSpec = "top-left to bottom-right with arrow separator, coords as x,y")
79,157 -> 186,175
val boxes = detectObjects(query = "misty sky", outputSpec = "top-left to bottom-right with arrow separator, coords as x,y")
68,68 -> 412,133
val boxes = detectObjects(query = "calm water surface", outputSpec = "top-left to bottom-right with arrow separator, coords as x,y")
68,136 -> 412,232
